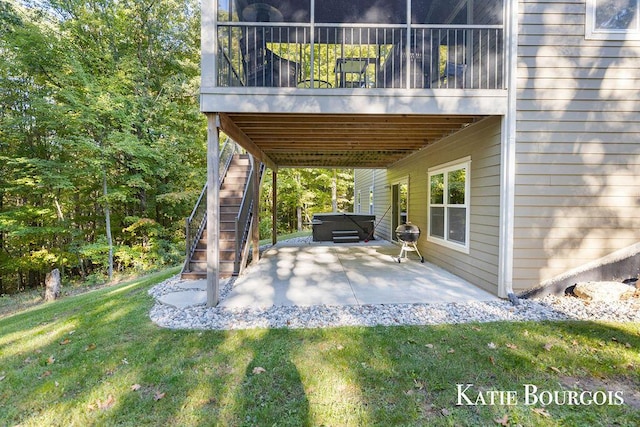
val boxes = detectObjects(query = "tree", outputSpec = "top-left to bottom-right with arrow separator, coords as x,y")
259,168 -> 354,237
0,0 -> 206,292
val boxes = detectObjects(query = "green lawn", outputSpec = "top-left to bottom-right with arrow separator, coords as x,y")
1,269 -> 639,426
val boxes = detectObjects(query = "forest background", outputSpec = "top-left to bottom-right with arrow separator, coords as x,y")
0,0 -> 353,294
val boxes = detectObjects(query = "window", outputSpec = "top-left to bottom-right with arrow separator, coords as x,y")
586,0 -> 640,40
428,158 -> 470,253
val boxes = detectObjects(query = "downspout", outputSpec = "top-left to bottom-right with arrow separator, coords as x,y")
499,0 -> 519,303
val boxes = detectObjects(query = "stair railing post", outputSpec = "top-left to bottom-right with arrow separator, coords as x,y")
251,159 -> 260,264
185,217 -> 190,272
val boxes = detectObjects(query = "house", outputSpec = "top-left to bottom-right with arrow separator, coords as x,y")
198,0 -> 640,305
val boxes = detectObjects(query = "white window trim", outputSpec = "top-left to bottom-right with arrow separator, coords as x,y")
356,190 -> 361,213
368,186 -> 374,215
427,157 -> 471,254
586,0 -> 640,40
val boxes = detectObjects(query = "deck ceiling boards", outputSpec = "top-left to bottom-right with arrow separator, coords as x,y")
221,113 -> 486,168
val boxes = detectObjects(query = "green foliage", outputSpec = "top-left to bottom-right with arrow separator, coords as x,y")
0,0 -> 205,293
259,168 -> 354,237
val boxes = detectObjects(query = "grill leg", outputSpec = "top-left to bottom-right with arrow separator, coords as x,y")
411,243 -> 425,263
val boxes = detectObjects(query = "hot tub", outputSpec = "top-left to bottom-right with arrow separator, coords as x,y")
311,213 -> 375,242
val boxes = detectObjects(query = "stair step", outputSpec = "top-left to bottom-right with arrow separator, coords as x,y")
332,230 -> 360,243
221,205 -> 241,214
191,249 -> 236,261
220,196 -> 243,205
332,236 -> 360,243
187,260 -> 235,273
332,230 -> 359,236
182,154 -> 261,281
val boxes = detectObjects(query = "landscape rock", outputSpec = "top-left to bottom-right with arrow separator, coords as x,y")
147,274 -> 640,331
573,281 -> 636,302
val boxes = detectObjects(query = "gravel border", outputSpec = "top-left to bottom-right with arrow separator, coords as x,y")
148,273 -> 640,330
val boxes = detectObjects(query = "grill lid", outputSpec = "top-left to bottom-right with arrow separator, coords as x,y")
395,222 -> 420,234
395,222 -> 421,242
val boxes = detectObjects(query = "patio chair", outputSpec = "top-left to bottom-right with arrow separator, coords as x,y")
240,28 -> 300,88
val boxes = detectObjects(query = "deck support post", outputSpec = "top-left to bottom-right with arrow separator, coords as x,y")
206,113 -> 220,307
251,159 -> 260,264
272,170 -> 277,246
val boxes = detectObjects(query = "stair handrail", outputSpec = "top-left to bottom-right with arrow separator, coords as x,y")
183,136 -> 239,272
234,157 -> 266,274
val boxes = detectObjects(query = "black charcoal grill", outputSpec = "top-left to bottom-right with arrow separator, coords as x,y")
395,222 -> 424,263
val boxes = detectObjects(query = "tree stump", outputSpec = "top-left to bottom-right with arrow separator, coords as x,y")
44,268 -> 61,301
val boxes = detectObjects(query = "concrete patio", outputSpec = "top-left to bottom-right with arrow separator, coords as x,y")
216,240 -> 498,308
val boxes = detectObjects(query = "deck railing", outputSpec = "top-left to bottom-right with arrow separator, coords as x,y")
217,24 -> 503,90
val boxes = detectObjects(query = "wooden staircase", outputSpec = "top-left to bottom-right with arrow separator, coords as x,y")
181,154 -> 252,280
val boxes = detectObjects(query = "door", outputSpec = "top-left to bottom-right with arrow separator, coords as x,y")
391,181 -> 408,241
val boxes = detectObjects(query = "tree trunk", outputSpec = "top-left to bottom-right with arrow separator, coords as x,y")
44,268 -> 61,301
102,173 -> 114,280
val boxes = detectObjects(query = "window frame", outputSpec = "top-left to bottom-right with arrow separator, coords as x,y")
585,0 -> 640,40
427,157 -> 471,253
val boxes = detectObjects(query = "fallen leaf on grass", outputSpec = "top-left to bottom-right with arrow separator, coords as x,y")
154,392 -> 166,401
543,342 -> 553,351
96,394 -> 116,411
440,408 -> 451,416
47,356 -> 55,365
487,342 -> 497,349
471,326 -> 482,331
252,366 -> 266,374
0,375 -> 5,381
549,366 -> 562,375
88,395 -> 116,411
85,343 -> 97,352
60,338 -> 70,345
425,343 -> 434,349
523,330 -> 529,336
131,384 -> 142,391
505,343 -> 518,350
532,407 -> 551,417
199,397 -> 217,406
489,356 -> 496,365
494,414 -> 509,426
447,348 -> 455,354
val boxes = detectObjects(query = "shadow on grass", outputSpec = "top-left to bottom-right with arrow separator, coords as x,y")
1,271 -> 639,426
